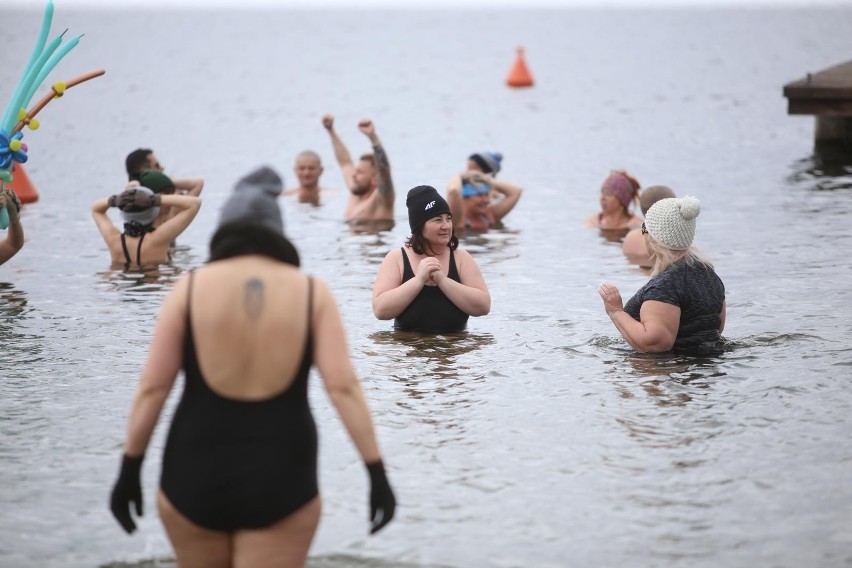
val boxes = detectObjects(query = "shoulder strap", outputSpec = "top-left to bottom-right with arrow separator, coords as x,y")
121,233 -> 131,265
306,275 -> 314,333
300,275 -> 315,367
400,247 -> 413,280
185,269 -> 195,327
448,249 -> 461,281
136,232 -> 145,266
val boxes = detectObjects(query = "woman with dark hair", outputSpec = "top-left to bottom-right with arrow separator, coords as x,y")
372,185 -> 491,333
91,179 -> 200,268
599,195 -> 726,354
109,166 -> 395,567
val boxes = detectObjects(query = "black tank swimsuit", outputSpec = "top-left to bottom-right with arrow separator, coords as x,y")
394,247 -> 469,333
160,272 -> 318,531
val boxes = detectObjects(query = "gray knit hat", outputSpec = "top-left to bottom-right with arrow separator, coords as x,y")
121,187 -> 160,226
218,166 -> 284,235
644,196 -> 700,250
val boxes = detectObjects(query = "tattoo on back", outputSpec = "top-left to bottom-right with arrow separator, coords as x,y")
244,278 -> 264,320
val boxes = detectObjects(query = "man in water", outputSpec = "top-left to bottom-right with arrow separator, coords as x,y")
321,115 -> 394,229
282,150 -> 327,206
124,148 -> 204,198
622,185 -> 676,268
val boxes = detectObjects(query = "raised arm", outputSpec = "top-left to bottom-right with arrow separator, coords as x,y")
147,194 -> 201,246
172,177 -> 204,197
487,178 -> 523,223
0,191 -> 24,265
431,249 -> 491,316
91,197 -> 121,244
446,174 -> 465,237
323,114 -> 355,189
359,119 -> 394,207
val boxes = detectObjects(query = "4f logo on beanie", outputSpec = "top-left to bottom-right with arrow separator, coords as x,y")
425,200 -> 435,210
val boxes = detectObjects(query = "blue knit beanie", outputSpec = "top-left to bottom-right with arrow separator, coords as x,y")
468,151 -> 503,175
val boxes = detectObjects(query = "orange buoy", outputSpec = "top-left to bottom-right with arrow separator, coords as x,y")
506,47 -> 534,88
7,164 -> 39,204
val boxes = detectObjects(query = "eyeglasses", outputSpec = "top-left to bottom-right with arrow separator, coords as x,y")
641,223 -> 648,235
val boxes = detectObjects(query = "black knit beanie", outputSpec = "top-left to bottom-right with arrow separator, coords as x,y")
406,185 -> 450,233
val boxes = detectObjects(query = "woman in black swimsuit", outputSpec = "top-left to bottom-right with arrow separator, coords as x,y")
373,185 -> 491,333
109,167 -> 395,567
91,182 -> 200,268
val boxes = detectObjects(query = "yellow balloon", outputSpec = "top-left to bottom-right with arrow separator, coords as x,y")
9,140 -> 22,152
17,108 -> 27,120
53,81 -> 67,95
29,119 -> 40,131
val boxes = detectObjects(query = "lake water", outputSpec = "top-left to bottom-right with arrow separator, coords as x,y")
1,5 -> 851,568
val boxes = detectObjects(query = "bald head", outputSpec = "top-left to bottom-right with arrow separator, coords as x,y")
295,150 -> 322,166
640,185 -> 676,216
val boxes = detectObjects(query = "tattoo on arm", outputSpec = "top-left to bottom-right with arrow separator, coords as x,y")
373,144 -> 394,200
244,278 -> 264,320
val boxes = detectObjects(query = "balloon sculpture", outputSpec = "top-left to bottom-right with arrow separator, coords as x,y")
0,0 -> 105,228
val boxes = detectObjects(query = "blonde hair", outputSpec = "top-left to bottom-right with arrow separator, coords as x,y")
646,237 -> 714,276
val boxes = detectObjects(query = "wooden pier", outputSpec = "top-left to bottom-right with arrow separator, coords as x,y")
784,60 -> 852,146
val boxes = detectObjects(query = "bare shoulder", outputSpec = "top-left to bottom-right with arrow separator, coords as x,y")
308,273 -> 331,299
454,247 -> 474,260
160,270 -> 192,311
377,248 -> 405,277
453,247 -> 478,266
385,246 -> 404,261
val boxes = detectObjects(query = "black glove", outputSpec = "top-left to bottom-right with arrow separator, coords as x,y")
110,454 -> 144,534
366,460 -> 395,534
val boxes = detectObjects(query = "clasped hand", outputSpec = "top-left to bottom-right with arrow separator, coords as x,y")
416,257 -> 444,285
461,171 -> 492,186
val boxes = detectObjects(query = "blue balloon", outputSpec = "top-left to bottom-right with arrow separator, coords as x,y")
0,130 -> 28,170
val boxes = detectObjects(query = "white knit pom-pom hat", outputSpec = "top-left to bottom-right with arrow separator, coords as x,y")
644,196 -> 700,250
